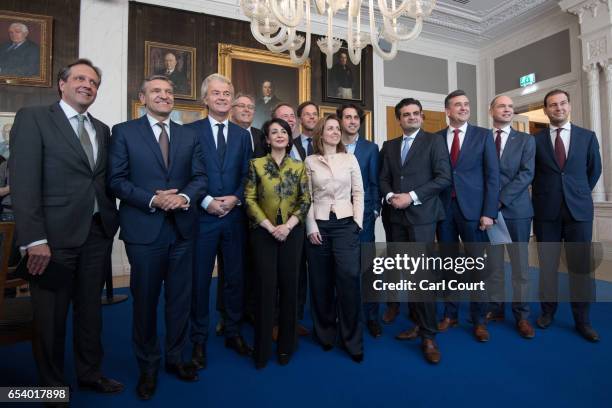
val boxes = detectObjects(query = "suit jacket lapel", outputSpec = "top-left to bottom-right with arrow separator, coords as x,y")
354,137 -> 364,162
201,118 -> 221,169
456,125 -> 475,167
90,115 -> 105,173
402,130 -> 425,167
566,124 -> 576,164
49,102 -> 92,171
295,138 -> 307,161
137,116 -> 167,171
500,128 -> 516,163
168,121 -> 183,174
542,127 -> 561,170
222,123 -> 237,171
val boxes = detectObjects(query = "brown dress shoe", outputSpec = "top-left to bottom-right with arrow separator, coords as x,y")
517,320 -> 535,339
272,326 -> 279,342
382,303 -> 400,324
395,326 -> 419,341
297,324 -> 310,336
437,317 -> 458,332
421,339 -> 441,364
473,324 -> 490,342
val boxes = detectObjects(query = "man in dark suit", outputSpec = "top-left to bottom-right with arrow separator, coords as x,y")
108,75 -> 207,399
486,95 -> 536,339
436,89 -> 499,342
337,103 -> 382,336
253,80 -> 281,128
532,89 -> 602,342
9,59 -> 122,392
231,93 -> 266,158
188,74 -> 253,369
380,98 -> 451,363
0,22 -> 40,77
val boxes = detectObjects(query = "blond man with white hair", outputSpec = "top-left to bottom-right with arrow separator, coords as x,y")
186,74 -> 254,367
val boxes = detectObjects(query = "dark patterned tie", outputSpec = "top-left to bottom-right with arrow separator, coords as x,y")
306,137 -> 313,156
450,128 -> 460,198
77,114 -> 95,170
157,122 -> 169,168
554,128 -> 566,169
216,123 -> 226,161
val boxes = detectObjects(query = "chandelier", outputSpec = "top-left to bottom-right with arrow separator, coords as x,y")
239,0 -> 437,67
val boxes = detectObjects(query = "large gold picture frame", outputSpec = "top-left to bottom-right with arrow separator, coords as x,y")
218,43 -> 311,128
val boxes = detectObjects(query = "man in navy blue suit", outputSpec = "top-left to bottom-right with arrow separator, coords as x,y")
486,95 -> 535,339
436,90 -> 499,342
108,75 -> 207,399
532,89 -> 602,342
337,103 -> 382,337
187,74 -> 253,367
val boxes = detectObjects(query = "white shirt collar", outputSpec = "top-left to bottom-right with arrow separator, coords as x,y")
550,122 -> 571,132
403,128 -> 420,140
146,114 -> 170,128
209,116 -> 229,128
450,122 -> 468,134
494,125 -> 511,135
59,99 -> 88,121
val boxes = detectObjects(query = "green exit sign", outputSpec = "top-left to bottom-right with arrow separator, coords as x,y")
520,73 -> 536,88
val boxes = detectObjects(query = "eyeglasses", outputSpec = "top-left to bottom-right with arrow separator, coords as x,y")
233,103 -> 255,110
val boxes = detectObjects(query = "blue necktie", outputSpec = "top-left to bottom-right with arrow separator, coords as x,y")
401,136 -> 413,164
216,123 -> 226,161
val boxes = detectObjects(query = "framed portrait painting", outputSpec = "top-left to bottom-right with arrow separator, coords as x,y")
144,41 -> 196,100
0,112 -> 15,158
322,46 -> 364,103
319,105 -> 372,142
218,43 -> 311,129
0,10 -> 53,87
132,101 -> 206,125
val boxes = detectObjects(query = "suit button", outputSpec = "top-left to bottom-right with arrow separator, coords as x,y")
400,176 -> 403,180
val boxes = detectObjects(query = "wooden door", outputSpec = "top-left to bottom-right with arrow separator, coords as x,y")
386,106 -> 446,141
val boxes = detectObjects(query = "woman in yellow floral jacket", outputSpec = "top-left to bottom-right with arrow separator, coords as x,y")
244,117 -> 310,369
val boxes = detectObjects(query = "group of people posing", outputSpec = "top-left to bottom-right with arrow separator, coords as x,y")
8,58 -> 601,402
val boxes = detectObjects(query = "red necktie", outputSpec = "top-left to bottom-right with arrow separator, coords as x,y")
495,129 -> 502,159
450,128 -> 460,167
554,128 -> 566,169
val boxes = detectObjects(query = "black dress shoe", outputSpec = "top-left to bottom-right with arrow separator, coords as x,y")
165,362 -> 199,382
536,314 -> 553,329
78,376 -> 124,394
366,320 -> 382,338
191,343 -> 207,370
225,335 -> 254,356
277,353 -> 291,366
576,325 -> 600,342
349,353 -> 364,363
136,373 -> 157,400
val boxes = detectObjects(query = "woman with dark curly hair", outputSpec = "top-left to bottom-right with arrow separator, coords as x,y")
245,118 -> 311,369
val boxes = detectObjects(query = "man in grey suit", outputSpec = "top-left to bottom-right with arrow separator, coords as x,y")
379,98 -> 452,363
485,95 -> 536,339
9,59 -> 122,392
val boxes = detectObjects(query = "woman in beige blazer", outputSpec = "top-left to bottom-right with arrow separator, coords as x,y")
305,114 -> 365,362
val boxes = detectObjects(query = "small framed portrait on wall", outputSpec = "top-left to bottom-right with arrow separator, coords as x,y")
144,41 -> 197,100
322,46 -> 364,104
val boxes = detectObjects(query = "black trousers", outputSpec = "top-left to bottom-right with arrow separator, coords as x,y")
125,217 -> 193,374
307,215 -> 362,355
251,225 -> 304,365
390,222 -> 438,340
534,199 -> 594,325
30,216 -> 112,386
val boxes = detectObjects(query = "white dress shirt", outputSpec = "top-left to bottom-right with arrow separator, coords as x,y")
144,114 -> 190,210
549,122 -> 571,158
385,128 -> 421,206
492,125 -> 511,157
446,122 -> 468,153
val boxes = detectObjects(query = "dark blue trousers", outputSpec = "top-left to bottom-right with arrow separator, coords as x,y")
487,217 -> 532,321
126,217 -> 193,374
191,212 -> 245,345
436,199 -> 488,325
